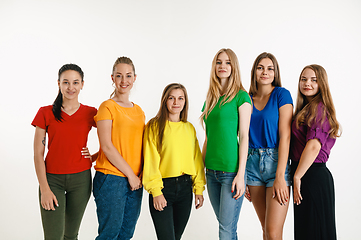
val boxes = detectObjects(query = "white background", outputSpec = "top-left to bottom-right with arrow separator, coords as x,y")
0,0 -> 360,239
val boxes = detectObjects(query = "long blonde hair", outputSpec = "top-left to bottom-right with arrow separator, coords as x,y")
146,83 -> 189,153
110,56 -> 136,98
294,64 -> 341,138
201,48 -> 245,120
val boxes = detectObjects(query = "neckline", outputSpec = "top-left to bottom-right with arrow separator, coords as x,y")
252,87 -> 276,112
110,99 -> 134,108
61,104 -> 82,117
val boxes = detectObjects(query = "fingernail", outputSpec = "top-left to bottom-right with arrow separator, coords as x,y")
231,190 -> 233,193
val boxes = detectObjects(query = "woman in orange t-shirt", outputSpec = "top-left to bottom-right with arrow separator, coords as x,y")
93,56 -> 145,239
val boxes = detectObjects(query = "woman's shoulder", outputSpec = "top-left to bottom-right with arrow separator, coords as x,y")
132,103 -> 144,111
80,104 -> 97,113
274,86 -> 291,95
36,105 -> 53,114
235,89 -> 251,103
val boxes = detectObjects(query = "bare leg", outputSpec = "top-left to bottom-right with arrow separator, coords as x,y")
248,186 -> 267,240
264,187 -> 290,240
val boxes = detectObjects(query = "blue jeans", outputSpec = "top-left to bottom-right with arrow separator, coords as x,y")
246,148 -> 291,187
93,171 -> 143,240
206,169 -> 245,240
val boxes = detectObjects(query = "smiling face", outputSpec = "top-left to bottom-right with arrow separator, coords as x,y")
299,68 -> 319,101
112,63 -> 136,95
166,88 -> 186,120
58,70 -> 83,101
215,52 -> 232,80
256,58 -> 275,86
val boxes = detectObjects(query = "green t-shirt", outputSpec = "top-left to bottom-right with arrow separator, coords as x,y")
203,90 -> 251,172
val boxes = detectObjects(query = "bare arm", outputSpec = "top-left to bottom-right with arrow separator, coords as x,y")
33,126 -> 58,210
273,104 -> 293,205
293,139 -> 321,205
232,102 -> 252,200
97,119 -> 141,191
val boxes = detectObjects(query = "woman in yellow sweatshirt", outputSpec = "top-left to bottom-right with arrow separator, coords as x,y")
143,83 -> 206,240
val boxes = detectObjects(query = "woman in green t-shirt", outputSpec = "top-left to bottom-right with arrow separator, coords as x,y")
201,48 -> 252,239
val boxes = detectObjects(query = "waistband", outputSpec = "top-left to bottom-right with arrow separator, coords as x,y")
163,174 -> 191,183
291,161 -> 326,168
206,168 -> 236,174
248,148 -> 278,154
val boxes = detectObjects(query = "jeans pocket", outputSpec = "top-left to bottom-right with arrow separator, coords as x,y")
93,172 -> 109,199
268,150 -> 279,162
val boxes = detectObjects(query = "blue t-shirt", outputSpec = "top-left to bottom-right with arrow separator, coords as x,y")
249,87 -> 293,149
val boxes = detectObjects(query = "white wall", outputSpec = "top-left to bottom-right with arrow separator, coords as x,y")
0,0 -> 359,239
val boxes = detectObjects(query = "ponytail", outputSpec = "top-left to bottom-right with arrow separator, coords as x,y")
52,90 -> 63,122
53,63 -> 84,122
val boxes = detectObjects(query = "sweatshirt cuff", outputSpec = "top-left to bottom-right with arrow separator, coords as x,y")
151,188 -> 163,197
194,186 -> 205,195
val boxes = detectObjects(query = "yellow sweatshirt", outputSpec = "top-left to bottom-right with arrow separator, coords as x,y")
143,120 -> 206,197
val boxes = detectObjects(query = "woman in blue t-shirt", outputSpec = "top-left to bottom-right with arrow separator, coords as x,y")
245,52 -> 293,240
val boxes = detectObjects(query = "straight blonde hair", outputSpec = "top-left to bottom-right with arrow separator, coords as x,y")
201,48 -> 245,120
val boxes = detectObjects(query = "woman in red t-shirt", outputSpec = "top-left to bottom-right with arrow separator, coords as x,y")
32,64 -> 97,239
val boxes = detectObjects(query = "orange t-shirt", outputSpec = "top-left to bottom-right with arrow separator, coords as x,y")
94,99 -> 145,177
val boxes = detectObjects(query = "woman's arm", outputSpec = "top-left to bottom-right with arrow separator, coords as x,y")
293,139 -> 321,205
232,102 -> 252,200
33,126 -> 58,211
202,134 -> 207,165
273,104 -> 293,205
97,119 -> 141,191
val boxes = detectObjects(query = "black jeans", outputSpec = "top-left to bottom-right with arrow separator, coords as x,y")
149,174 -> 193,240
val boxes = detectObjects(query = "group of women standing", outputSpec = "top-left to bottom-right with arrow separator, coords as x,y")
32,48 -> 340,240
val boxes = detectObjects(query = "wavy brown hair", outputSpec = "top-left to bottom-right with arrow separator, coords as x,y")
249,52 -> 282,96
145,83 -> 189,153
201,48 -> 246,120
294,64 -> 341,138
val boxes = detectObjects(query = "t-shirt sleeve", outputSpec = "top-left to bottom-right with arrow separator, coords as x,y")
236,90 -> 252,107
90,107 -> 98,127
31,107 -> 47,129
201,101 -> 206,112
277,87 -> 293,108
306,118 -> 331,146
94,101 -> 113,123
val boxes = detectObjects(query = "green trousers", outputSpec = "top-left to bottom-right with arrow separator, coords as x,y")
39,169 -> 91,240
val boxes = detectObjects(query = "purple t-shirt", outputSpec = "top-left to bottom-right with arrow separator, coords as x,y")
290,103 -> 336,163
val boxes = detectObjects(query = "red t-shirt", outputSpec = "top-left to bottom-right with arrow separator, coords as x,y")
32,104 -> 97,174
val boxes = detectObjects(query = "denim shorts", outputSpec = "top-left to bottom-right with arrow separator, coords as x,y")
246,148 -> 291,187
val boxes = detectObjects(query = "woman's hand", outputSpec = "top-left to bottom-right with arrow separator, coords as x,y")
81,147 -> 93,162
128,175 -> 142,191
273,176 -> 289,205
245,185 -> 251,202
195,195 -> 204,209
40,189 -> 58,211
232,174 -> 245,200
293,176 -> 303,205
153,194 -> 167,211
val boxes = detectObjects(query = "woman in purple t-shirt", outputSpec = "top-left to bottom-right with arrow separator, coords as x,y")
290,64 -> 341,240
